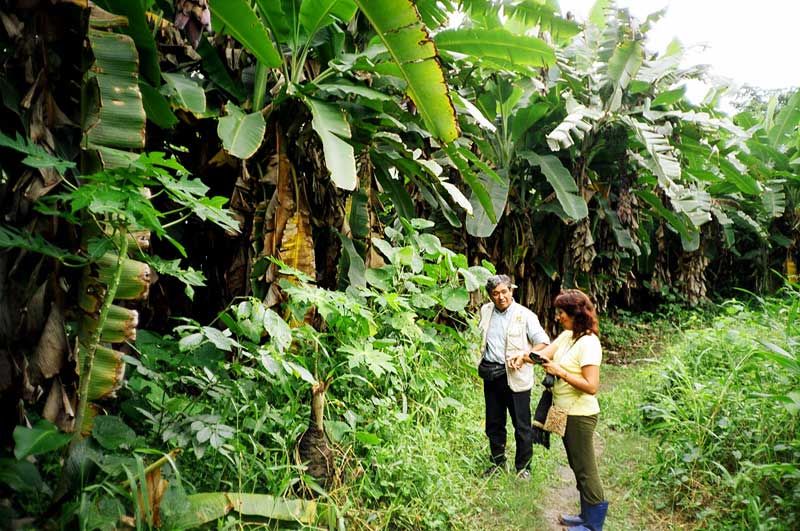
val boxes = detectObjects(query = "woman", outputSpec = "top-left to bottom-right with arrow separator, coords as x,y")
510,289 -> 608,531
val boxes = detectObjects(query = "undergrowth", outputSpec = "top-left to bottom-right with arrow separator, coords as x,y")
639,285 -> 800,529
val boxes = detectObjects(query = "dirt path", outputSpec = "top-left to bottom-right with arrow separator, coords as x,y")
541,461 -> 581,530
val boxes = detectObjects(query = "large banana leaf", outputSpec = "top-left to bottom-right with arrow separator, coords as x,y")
466,170 -> 509,237
161,73 -> 207,115
635,190 -> 698,251
172,493 -> 318,528
762,182 -> 786,219
211,0 -> 282,67
623,117 -> 681,185
354,0 -> 459,144
505,1 -> 582,44
443,144 -> 497,224
255,0 -> 293,45
546,98 -> 603,151
522,151 -> 588,220
768,90 -> 800,148
304,97 -> 357,190
606,39 -> 643,89
435,28 -> 555,72
300,0 -> 357,35
218,103 -> 266,160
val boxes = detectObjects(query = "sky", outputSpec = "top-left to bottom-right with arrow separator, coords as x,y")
557,0 -> 800,104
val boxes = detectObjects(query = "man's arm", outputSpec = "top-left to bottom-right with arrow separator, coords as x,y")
525,311 -> 550,346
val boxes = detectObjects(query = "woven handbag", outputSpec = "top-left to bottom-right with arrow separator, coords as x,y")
542,404 -> 569,437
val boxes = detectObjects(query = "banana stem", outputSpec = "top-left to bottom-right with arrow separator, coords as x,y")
253,61 -> 269,111
70,226 -> 129,447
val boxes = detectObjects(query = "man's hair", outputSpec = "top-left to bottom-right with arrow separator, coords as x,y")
486,274 -> 515,292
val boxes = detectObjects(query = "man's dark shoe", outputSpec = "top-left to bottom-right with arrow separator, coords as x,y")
516,469 -> 531,480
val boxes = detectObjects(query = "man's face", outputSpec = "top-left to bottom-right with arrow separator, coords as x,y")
489,284 -> 513,311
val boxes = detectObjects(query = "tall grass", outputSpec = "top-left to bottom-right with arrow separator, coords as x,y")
641,284 -> 800,529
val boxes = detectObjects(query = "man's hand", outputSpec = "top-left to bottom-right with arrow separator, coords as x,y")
507,354 -> 526,369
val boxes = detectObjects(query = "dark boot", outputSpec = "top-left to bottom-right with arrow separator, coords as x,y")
567,500 -> 608,531
558,497 -> 588,526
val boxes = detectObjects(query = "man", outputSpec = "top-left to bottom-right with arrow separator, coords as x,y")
477,274 -> 549,479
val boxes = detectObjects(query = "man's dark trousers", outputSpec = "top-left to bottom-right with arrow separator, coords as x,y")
484,374 -> 533,471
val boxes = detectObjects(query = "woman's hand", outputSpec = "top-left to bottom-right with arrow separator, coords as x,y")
543,361 -> 565,378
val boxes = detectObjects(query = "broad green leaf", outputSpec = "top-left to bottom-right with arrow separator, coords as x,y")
651,86 -> 686,108
365,266 -> 393,290
299,0 -> 356,35
174,493 -> 317,528
211,0 -> 282,67
92,415 -> 136,450
255,0 -> 293,44
458,267 -> 479,292
546,98 -> 603,151
316,81 -> 391,102
349,189 -> 370,239
374,165 -> 416,219
762,184 -> 786,219
451,92 -> 496,132
506,2 -> 581,44
139,81 -> 178,129
304,98 -> 356,190
589,0 -> 611,29
466,170 -> 509,238
444,144 -> 497,223
441,286 -> 469,312
769,90 -> 800,147
635,189 -> 696,248
263,309 -> 292,353
440,180 -> 473,215
218,103 -> 266,160
0,459 -> 43,494
283,361 -> 317,384
197,38 -> 247,101
522,152 -> 588,220
624,117 -> 681,186
13,420 -> 71,460
435,29 -> 555,71
718,156 -> 760,196
355,431 -> 382,445
606,39 -> 643,89
338,234 -> 367,288
162,73 -> 206,115
355,0 -> 459,143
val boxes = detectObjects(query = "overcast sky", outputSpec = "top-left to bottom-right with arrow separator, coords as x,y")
558,0 -> 800,102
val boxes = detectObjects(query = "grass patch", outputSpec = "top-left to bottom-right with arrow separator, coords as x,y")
638,288 -> 800,530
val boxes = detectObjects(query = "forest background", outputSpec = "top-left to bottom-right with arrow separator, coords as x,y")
0,0 -> 798,529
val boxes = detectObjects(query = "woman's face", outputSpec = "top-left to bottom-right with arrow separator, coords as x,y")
556,308 -> 574,330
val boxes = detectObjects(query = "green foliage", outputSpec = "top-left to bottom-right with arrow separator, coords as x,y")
116,219 -> 492,527
12,420 -> 72,460
641,286 -> 800,529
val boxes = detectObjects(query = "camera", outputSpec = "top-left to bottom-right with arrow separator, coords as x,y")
528,351 -> 547,365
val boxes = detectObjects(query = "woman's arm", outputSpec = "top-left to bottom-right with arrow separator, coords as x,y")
532,342 -> 557,360
543,362 -> 600,395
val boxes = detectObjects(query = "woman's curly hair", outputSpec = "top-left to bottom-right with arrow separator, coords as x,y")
554,289 -> 599,340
